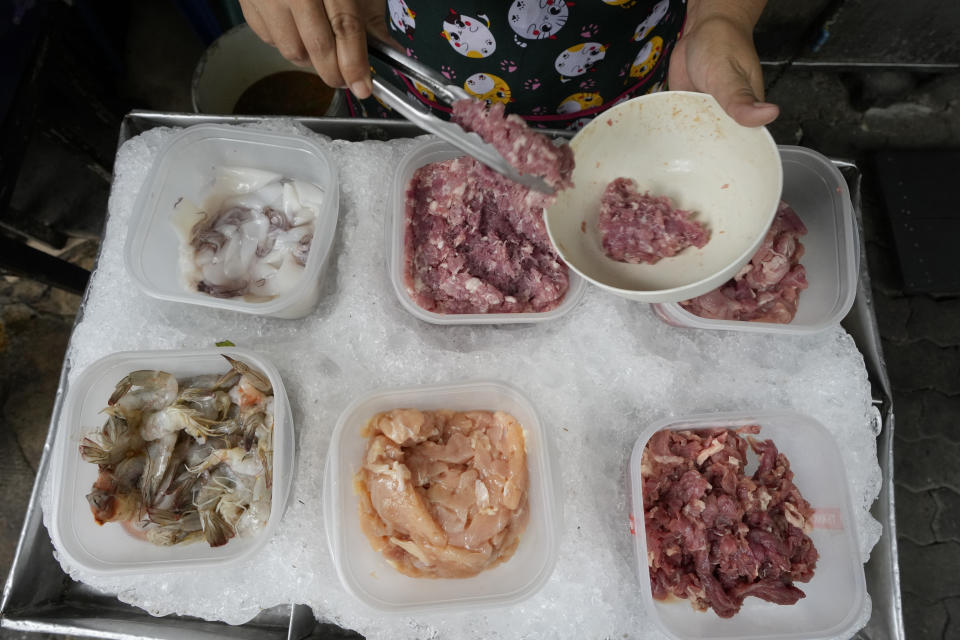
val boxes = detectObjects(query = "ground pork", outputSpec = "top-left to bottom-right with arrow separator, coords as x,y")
597,177 -> 710,264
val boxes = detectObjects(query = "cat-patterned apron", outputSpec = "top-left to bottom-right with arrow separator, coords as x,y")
349,0 -> 686,128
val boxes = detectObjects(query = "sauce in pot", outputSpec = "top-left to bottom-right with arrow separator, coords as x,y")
233,70 -> 336,116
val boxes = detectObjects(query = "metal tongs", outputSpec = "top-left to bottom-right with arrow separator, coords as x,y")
367,39 -> 555,195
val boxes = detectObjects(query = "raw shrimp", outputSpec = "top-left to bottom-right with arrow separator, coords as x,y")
141,405 -> 215,442
78,356 -> 274,548
109,370 -> 178,419
146,510 -> 204,546
79,414 -> 143,465
187,446 -> 262,477
222,354 -> 271,397
176,387 -> 232,421
87,488 -> 141,525
141,433 -> 179,507
235,473 -> 271,538
194,469 -> 244,547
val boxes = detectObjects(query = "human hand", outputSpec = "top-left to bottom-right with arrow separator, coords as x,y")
667,7 -> 779,127
238,0 -> 390,99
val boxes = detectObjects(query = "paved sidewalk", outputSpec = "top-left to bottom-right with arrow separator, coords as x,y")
860,180 -> 960,640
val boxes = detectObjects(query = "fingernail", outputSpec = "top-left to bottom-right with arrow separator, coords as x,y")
351,80 -> 370,98
753,101 -> 775,108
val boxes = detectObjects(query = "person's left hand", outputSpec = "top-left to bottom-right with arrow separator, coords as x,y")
667,12 -> 779,127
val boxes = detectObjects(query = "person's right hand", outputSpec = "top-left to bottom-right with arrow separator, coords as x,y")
238,0 -> 390,99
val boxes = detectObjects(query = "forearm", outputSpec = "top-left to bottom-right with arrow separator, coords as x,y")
686,0 -> 768,31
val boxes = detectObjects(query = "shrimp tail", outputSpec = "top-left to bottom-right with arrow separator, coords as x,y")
221,355 -> 272,394
108,379 -> 133,406
199,508 -> 235,547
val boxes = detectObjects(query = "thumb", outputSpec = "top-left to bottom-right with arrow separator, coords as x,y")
714,66 -> 779,128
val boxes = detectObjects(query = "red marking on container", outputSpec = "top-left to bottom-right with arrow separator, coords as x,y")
812,508 -> 843,530
629,512 -> 637,535
721,183 -> 729,189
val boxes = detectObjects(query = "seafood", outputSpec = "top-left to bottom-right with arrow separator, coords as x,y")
78,355 -> 275,547
357,409 -> 530,578
171,166 -> 325,302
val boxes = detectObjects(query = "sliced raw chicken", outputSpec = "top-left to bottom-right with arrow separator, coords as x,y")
357,408 -> 529,578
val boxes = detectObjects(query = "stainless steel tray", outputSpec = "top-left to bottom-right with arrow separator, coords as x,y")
1,111 -> 904,640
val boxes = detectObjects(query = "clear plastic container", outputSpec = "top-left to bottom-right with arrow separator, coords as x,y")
627,410 -> 867,640
387,138 -> 586,325
652,146 -> 860,334
324,380 -> 562,613
125,124 -> 340,319
49,348 -> 295,576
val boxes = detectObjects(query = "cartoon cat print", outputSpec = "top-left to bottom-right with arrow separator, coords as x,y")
628,36 -> 662,79
464,72 -> 512,105
388,0 -> 416,39
632,0 -> 668,41
508,0 -> 571,47
555,42 -> 608,81
557,91 -> 603,114
442,9 -> 496,58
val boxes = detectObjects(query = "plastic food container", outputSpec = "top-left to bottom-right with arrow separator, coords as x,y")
324,380 -> 562,613
387,138 -> 586,325
49,348 -> 295,576
125,124 -> 340,319
627,410 -> 867,640
652,146 -> 860,334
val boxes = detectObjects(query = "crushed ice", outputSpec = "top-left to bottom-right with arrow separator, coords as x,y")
40,121 -> 882,639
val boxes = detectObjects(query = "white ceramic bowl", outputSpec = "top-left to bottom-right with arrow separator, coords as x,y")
324,380 -> 562,613
49,348 -> 295,576
545,91 -> 783,303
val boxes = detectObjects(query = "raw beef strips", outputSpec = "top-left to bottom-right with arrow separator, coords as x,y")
598,178 -> 710,264
680,201 -> 808,323
451,99 -> 574,190
642,426 -> 819,618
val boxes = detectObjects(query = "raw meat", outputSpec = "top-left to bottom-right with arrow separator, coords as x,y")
597,178 -> 710,264
404,99 -> 577,315
405,159 -> 570,315
451,99 -> 574,190
641,426 -> 818,618
680,201 -> 808,323
356,409 -> 530,579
